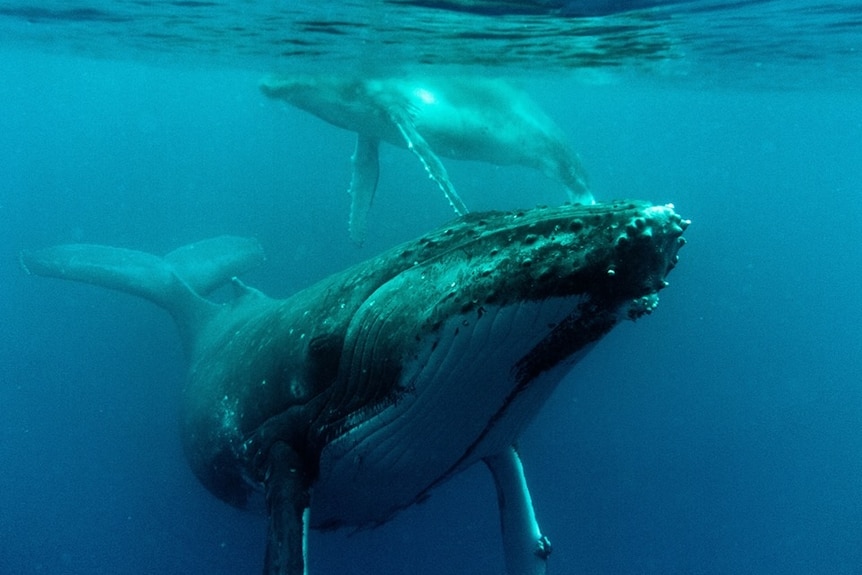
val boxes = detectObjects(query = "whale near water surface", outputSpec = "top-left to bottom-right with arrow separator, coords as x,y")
260,74 -> 594,244
20,200 -> 687,575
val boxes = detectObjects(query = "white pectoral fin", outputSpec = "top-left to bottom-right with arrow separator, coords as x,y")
390,112 -> 469,216
556,151 -> 595,206
484,446 -> 551,575
348,134 -> 381,245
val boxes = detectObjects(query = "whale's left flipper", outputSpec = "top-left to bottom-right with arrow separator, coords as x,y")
485,447 -> 551,575
348,134 -> 381,246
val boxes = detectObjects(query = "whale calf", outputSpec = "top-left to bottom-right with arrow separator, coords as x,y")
20,201 -> 686,575
260,74 -> 594,244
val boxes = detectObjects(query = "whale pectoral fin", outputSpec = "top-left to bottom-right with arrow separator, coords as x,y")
565,186 -> 596,206
388,109 -> 469,216
264,441 -> 312,575
348,134 -> 381,245
484,447 -> 551,575
555,154 -> 595,206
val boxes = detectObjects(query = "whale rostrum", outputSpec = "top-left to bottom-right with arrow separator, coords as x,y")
20,201 -> 688,575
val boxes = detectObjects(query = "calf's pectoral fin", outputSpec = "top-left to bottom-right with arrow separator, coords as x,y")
348,134 -> 381,245
555,154 -> 595,207
388,109 -> 469,216
484,446 -> 551,575
264,442 -> 312,575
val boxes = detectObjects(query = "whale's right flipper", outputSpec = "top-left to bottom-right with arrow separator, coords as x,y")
348,134 -> 381,246
550,151 -> 594,207
386,106 -> 469,217
19,236 -> 265,346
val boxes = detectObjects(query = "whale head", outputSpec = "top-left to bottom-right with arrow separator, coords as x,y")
259,73 -> 385,135
238,200 -> 689,528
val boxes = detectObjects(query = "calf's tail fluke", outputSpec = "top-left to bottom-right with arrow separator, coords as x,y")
20,236 -> 265,346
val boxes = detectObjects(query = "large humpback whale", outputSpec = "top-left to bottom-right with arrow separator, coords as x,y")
260,74 -> 594,244
20,201 -> 686,575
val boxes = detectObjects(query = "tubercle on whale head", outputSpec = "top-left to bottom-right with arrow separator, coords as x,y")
608,204 -> 691,320
606,202 -> 689,316
394,200 -> 688,323
392,200 -> 687,392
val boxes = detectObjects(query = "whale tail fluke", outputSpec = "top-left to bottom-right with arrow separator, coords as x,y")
20,236 -> 265,347
162,236 -> 266,297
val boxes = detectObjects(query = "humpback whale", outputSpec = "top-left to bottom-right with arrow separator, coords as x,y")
260,74 -> 594,243
20,201 -> 687,575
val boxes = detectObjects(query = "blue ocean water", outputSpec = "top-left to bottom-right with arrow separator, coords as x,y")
1,1 -> 861,574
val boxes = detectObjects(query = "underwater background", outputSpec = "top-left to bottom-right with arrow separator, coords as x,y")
1,1 -> 861,573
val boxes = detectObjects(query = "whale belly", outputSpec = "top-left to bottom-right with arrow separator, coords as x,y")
310,295 -> 593,529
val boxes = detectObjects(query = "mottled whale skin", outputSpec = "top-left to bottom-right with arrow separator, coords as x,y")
20,201 -> 687,575
260,74 -> 594,243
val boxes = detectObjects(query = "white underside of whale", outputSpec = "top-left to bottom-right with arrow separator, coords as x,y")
311,295 -> 595,529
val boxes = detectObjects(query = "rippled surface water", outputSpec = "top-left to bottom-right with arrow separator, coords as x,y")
1,0 -> 860,89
